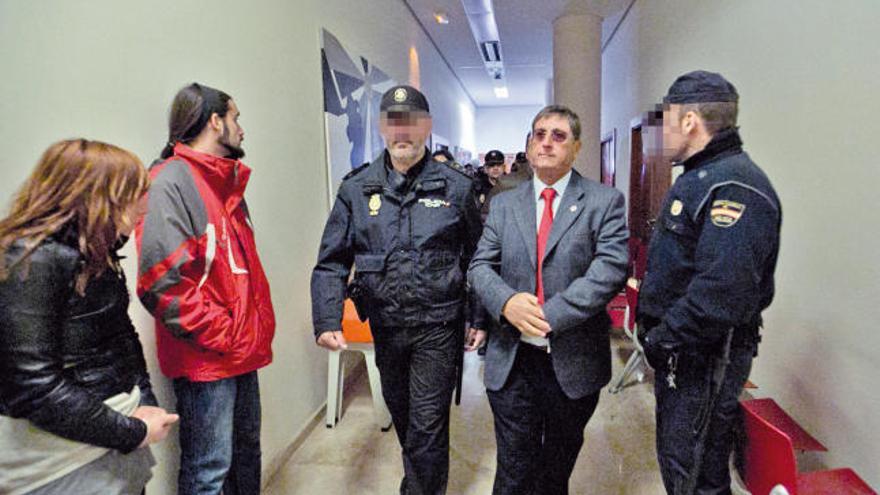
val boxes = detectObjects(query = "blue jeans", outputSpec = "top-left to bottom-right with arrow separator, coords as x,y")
173,371 -> 261,495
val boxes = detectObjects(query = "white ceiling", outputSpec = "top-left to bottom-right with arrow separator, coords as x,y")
404,0 -> 630,108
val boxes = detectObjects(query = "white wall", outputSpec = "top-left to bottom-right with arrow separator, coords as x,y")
601,0 -> 880,487
475,105 -> 543,157
0,0 -> 474,492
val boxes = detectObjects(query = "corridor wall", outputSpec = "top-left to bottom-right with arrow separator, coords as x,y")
474,105 -> 543,157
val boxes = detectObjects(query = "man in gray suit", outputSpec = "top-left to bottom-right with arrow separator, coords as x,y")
468,105 -> 628,494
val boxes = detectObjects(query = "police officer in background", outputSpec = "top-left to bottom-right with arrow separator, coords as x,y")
637,71 -> 781,494
474,149 -> 505,221
311,84 -> 485,495
485,151 -> 532,208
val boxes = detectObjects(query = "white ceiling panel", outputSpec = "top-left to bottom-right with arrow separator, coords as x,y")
404,0 -> 628,107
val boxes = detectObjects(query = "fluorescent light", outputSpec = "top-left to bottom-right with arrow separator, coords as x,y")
494,86 -> 509,98
433,11 -> 449,24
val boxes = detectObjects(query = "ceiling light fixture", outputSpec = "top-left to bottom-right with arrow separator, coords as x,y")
433,11 -> 449,24
494,86 -> 509,99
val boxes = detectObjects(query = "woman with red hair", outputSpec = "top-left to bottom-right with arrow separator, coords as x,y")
0,139 -> 177,494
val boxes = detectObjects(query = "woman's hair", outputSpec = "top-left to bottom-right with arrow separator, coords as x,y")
161,82 -> 232,159
0,139 -> 150,293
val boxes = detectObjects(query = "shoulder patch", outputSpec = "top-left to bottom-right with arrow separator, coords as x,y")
710,200 -> 745,227
343,162 -> 370,181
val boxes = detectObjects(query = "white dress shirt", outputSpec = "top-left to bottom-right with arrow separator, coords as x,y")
533,171 -> 572,232
521,170 -> 572,347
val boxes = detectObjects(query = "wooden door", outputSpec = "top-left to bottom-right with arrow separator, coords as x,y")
628,112 -> 671,245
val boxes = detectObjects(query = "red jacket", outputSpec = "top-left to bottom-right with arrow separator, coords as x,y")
136,143 -> 275,381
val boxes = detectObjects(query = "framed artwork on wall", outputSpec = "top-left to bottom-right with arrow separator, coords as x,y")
321,28 -> 397,207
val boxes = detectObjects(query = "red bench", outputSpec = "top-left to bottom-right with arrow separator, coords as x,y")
740,398 -> 875,494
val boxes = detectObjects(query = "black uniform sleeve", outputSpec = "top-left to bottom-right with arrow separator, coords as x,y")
0,248 -> 147,453
310,187 -> 356,337
460,180 -> 489,330
657,184 -> 781,347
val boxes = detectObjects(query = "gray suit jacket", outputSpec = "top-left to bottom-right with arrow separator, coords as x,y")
468,170 -> 628,399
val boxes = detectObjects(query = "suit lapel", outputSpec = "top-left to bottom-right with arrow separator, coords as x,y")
513,182 -> 537,269
543,172 -> 586,260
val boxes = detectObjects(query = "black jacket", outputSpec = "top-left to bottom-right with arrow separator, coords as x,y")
638,128 -> 782,351
311,150 -> 485,333
0,235 -> 153,453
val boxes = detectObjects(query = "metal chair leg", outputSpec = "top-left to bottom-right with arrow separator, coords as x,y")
610,348 -> 644,394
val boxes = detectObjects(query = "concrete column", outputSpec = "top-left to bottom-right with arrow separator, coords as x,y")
553,3 -> 602,180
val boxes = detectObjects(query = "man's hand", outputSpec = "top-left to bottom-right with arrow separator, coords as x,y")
316,330 -> 348,351
502,293 -> 551,338
464,328 -> 486,352
638,323 -> 677,370
132,405 -> 179,448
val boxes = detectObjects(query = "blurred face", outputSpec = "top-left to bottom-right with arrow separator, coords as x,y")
118,193 -> 149,237
379,111 -> 432,164
527,114 -> 581,180
218,99 -> 245,159
662,104 -> 696,162
485,162 -> 504,179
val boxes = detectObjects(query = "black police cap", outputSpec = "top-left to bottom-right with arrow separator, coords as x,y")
380,85 -> 430,113
663,70 -> 738,104
484,149 -> 505,165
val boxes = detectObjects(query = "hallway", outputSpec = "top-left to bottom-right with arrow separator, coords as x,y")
265,335 -> 668,494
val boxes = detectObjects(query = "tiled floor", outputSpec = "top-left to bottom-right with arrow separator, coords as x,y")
264,336 -> 670,494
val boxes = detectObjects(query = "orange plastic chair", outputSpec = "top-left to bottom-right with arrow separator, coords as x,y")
341,299 -> 372,342
325,299 -> 391,430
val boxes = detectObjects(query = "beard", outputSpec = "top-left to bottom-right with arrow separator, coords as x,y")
387,140 -> 425,165
219,127 -> 245,160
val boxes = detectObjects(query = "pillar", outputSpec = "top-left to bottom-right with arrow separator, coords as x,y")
553,2 -> 603,180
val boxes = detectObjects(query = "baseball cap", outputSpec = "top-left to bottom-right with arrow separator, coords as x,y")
380,85 -> 430,113
663,70 -> 738,104
484,149 -> 505,165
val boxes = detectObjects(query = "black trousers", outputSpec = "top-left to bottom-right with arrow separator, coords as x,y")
653,340 -> 757,495
373,320 -> 461,495
487,343 -> 600,495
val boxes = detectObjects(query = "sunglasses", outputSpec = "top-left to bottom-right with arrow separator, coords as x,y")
486,162 -> 504,168
532,129 -> 570,143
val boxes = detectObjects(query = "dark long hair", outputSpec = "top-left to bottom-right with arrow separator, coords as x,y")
0,139 -> 150,294
161,83 -> 231,159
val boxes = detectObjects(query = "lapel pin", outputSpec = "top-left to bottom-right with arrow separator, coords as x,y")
569,205 -> 577,212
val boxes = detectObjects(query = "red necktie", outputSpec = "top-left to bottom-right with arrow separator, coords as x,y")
536,187 -> 556,305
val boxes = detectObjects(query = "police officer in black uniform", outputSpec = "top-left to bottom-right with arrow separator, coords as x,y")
311,84 -> 485,495
474,149 -> 505,222
637,71 -> 782,495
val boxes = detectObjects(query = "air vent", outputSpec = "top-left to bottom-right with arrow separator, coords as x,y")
481,41 -> 501,62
